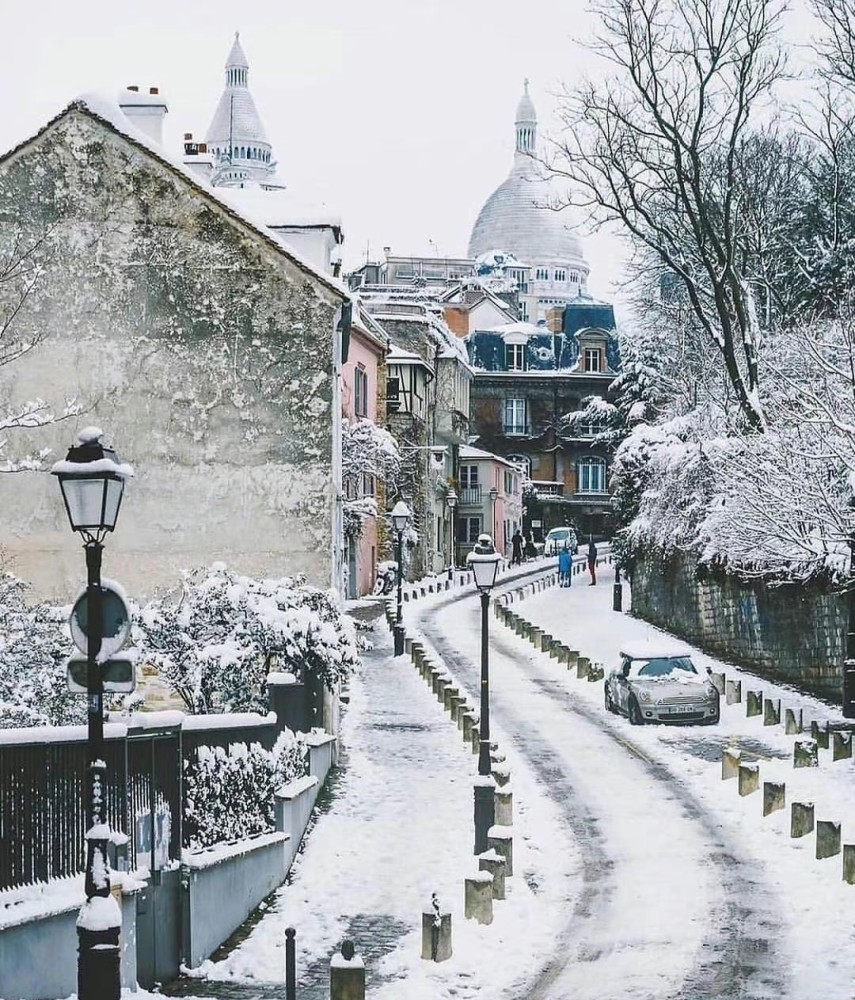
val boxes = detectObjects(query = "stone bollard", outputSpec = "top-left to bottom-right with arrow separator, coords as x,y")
763,781 -> 786,817
791,802 -> 815,838
549,640 -> 561,659
843,845 -> 855,884
576,656 -> 591,680
450,694 -> 467,725
487,825 -> 513,876
495,786 -> 513,826
478,849 -> 506,900
405,636 -> 414,655
530,627 -> 542,647
421,894 -> 452,962
464,873 -> 494,924
710,671 -> 726,696
785,707 -> 803,735
330,940 -> 365,1000
462,711 -> 476,741
817,820 -> 842,860
833,732 -> 853,761
721,748 -> 741,780
515,618 -> 527,637
763,698 -> 781,727
738,762 -> 760,796
566,650 -> 579,670
746,691 -> 763,718
492,763 -> 511,787
436,677 -> 451,704
540,633 -> 553,653
471,727 -> 480,754
725,678 -> 742,705
794,739 -> 819,768
443,685 -> 459,713
556,645 -> 570,665
810,720 -> 830,749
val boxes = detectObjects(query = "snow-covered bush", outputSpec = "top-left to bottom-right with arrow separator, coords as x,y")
136,564 -> 360,715
0,573 -> 79,727
183,729 -> 308,851
342,418 -> 400,539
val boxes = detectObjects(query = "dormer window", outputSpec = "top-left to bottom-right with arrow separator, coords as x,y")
584,348 -> 602,373
506,344 -> 526,371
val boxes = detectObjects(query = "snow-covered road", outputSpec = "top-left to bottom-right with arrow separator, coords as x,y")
414,562 -> 855,999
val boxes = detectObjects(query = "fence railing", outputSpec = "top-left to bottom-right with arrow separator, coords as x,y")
0,709 -> 287,892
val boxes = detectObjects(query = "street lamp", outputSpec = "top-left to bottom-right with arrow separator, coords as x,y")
489,486 -> 498,554
446,489 -> 458,579
391,500 -> 411,656
466,533 -> 502,854
52,427 -> 133,1000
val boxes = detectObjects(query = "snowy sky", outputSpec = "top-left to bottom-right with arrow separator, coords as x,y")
1,0 -> 821,305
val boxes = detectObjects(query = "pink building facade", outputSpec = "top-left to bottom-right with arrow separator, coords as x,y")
456,445 -> 524,563
341,310 -> 388,597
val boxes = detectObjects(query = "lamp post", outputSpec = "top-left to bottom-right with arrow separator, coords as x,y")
391,500 -> 411,656
466,534 -> 502,854
446,489 -> 458,579
52,428 -> 132,1000
489,486 -> 498,553
845,521 -> 855,718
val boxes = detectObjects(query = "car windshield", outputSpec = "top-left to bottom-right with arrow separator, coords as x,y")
548,529 -> 570,539
633,656 -> 697,678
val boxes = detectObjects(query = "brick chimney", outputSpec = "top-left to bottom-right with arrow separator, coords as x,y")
118,85 -> 168,146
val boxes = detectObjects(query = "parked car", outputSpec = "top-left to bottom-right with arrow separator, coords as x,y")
543,526 -> 578,555
604,642 -> 720,725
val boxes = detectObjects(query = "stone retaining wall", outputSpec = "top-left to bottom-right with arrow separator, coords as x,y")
630,548 -> 846,702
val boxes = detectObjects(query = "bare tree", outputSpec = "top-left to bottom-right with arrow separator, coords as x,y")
550,0 -> 787,429
813,0 -> 855,86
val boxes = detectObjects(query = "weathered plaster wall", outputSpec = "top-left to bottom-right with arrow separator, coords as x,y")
0,111 -> 341,599
631,548 -> 846,703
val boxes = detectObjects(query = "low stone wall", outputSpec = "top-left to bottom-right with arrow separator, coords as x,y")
630,548 -> 846,702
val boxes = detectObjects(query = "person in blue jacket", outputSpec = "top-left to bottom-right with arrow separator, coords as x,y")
558,545 -> 572,587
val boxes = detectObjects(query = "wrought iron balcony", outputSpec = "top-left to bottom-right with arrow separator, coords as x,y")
459,486 -> 483,505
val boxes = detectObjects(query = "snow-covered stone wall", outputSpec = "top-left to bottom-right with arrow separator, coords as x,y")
631,548 -> 846,701
0,110 -> 342,599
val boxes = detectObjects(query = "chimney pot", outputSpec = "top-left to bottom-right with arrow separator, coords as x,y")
127,85 -> 139,92
149,86 -> 159,95
184,132 -> 193,140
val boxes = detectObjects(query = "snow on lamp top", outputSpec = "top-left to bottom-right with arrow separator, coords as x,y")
390,500 -> 411,534
467,533 -> 502,593
51,429 -> 133,538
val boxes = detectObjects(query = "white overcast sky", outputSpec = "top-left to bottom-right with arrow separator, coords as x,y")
1,0 -> 821,305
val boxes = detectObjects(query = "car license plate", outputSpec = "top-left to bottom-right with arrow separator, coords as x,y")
668,705 -> 696,714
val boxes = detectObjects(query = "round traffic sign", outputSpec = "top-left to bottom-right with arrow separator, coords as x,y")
69,583 -> 131,658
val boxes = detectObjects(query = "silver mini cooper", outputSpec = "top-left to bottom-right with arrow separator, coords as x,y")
604,642 -> 720,726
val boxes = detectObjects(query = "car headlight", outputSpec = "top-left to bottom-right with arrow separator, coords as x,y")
636,688 -> 652,703
704,683 -> 718,698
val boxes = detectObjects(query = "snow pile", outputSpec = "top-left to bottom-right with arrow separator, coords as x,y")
135,564 -> 360,715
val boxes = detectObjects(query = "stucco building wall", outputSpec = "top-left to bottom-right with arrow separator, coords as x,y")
0,109 -> 342,600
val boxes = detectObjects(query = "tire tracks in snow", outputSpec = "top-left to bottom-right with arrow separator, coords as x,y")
418,587 -> 789,1000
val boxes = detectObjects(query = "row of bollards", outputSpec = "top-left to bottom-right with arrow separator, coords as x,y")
721,745 -> 855,882
283,926 -> 366,1000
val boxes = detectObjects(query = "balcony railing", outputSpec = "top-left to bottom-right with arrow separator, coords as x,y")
459,486 -> 482,505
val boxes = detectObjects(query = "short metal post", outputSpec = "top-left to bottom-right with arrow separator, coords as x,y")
474,591 -> 495,853
285,926 -> 296,1000
613,565 -> 623,613
394,529 -> 405,656
845,529 -> 855,718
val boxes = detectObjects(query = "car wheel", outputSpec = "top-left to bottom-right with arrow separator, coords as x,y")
604,685 -> 618,715
628,696 -> 644,726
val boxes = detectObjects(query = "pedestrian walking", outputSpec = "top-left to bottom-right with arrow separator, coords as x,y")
587,536 -> 597,585
558,545 -> 572,587
511,529 -> 523,566
524,533 -> 538,560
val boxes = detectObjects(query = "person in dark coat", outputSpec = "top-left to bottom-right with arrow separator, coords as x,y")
558,545 -> 572,587
511,529 -> 523,565
587,536 -> 598,585
524,533 -> 538,560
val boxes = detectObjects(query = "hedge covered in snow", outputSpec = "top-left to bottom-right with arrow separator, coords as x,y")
135,564 -> 360,715
183,729 -> 308,851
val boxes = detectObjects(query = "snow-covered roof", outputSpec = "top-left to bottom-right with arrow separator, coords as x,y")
486,321 -> 542,336
387,346 -> 433,371
206,86 -> 269,146
459,445 -> 520,469
620,641 -> 694,660
219,186 -> 342,231
0,93 -> 349,301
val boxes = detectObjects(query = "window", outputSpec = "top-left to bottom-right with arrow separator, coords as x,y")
570,272 -> 579,283
386,377 -> 401,411
535,267 -> 549,281
503,469 -> 517,494
578,457 -> 607,493
361,473 -> 375,497
506,344 -> 525,371
584,348 -> 602,373
460,465 -> 479,488
504,398 -> 527,436
554,269 -> 567,282
519,301 -> 528,321
459,516 -> 482,543
354,366 -> 369,418
507,453 -> 531,478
